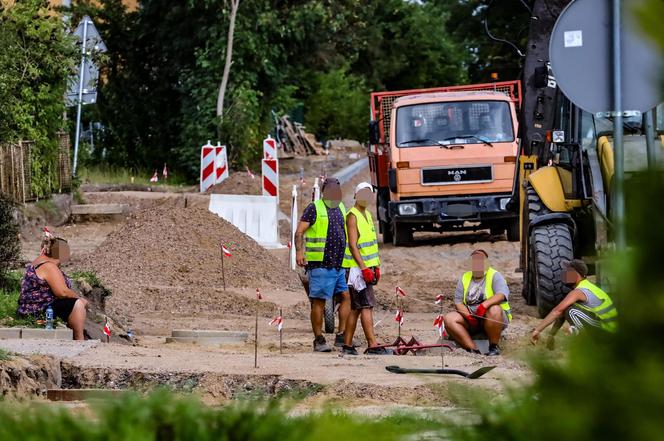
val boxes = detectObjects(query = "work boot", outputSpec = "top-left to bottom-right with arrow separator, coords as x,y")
342,345 -> 359,355
365,346 -> 393,355
487,344 -> 501,356
334,333 -> 345,347
313,335 -> 332,353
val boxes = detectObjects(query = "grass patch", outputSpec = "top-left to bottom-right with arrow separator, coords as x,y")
78,165 -> 189,187
0,389 -> 451,440
0,270 -> 39,328
0,349 -> 11,361
70,270 -> 111,297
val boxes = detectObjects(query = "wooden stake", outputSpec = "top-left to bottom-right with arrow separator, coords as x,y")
440,303 -> 444,370
254,290 -> 260,368
279,307 -> 283,355
220,245 -> 226,291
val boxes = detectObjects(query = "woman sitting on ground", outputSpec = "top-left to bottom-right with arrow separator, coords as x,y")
17,230 -> 87,340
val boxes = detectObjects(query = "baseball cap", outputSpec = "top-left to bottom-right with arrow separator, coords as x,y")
563,259 -> 588,278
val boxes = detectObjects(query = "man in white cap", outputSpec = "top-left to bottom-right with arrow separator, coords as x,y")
340,182 -> 389,355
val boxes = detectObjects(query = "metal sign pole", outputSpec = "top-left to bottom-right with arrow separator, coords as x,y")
644,110 -> 657,169
72,18 -> 89,177
611,0 -> 625,250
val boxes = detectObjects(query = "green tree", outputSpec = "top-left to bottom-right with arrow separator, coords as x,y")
0,0 -> 76,197
0,195 -> 20,289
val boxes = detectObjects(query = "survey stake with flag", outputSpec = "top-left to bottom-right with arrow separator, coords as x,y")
269,316 -> 283,331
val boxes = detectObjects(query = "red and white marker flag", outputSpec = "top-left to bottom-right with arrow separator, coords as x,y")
246,166 -> 255,180
150,170 -> 158,183
395,309 -> 404,326
256,288 -> 262,300
103,321 -> 111,337
44,226 -> 54,239
269,316 -> 283,331
162,163 -> 168,179
221,244 -> 232,257
433,314 -> 444,337
435,294 -> 444,305
396,286 -> 407,297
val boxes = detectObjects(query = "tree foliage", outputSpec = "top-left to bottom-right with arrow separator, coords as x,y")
0,195 -> 20,288
0,0 -> 76,197
70,0 -> 469,179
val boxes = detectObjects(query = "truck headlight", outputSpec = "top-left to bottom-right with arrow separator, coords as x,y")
499,198 -> 510,210
398,203 -> 417,215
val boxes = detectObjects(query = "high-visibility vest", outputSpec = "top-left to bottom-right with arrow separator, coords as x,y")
304,200 -> 346,263
462,267 -> 512,321
575,279 -> 618,332
342,207 -> 380,268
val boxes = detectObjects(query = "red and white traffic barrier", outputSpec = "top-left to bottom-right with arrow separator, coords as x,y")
215,142 -> 229,184
262,158 -> 279,197
263,135 -> 277,160
200,141 -> 216,192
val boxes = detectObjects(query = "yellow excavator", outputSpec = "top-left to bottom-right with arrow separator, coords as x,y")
515,0 -> 664,316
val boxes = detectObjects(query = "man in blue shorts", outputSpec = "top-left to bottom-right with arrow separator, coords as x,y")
295,178 -> 351,352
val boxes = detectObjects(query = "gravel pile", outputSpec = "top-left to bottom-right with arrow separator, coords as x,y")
76,202 -> 299,319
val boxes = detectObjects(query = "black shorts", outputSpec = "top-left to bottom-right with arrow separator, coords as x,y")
349,285 -> 375,310
51,298 -> 78,322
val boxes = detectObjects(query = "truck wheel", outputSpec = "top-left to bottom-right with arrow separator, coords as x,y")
392,222 -> 413,247
529,223 -> 574,318
324,298 -> 335,334
506,218 -> 520,242
380,220 -> 393,244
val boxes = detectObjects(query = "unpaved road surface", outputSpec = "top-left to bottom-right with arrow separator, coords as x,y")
11,159 -> 545,408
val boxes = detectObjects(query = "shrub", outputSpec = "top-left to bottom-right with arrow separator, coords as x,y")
0,195 -> 20,289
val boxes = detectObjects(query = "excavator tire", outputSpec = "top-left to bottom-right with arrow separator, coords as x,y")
529,223 -> 574,318
525,186 -> 574,316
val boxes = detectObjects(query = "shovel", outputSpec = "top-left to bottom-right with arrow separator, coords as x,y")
385,365 -> 496,379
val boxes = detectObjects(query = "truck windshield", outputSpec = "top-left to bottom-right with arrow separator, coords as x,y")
395,100 -> 514,148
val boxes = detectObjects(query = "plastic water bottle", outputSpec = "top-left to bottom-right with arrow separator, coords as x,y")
45,305 -> 54,330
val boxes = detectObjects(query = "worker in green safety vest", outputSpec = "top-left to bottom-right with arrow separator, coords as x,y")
444,249 -> 512,356
340,182 -> 390,355
295,178 -> 351,353
531,259 -> 618,347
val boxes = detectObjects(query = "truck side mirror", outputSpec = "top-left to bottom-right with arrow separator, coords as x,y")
369,121 -> 380,145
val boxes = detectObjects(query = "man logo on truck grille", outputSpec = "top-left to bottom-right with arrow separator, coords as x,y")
448,169 -> 466,182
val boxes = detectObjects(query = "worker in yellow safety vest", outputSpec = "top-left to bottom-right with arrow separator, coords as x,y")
340,182 -> 390,355
531,259 -> 617,347
295,178 -> 351,353
444,249 -> 512,356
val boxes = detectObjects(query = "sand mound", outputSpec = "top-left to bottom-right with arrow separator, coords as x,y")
77,202 -> 300,320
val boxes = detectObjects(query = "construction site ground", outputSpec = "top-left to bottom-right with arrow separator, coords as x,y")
5,150 -> 548,410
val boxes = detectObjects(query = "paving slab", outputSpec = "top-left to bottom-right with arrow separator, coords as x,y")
0,338 -> 99,358
0,328 -> 22,339
21,328 -> 73,340
47,389 -> 127,402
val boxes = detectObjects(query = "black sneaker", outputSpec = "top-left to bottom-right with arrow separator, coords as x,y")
342,345 -> 359,355
487,344 -> 501,356
313,336 -> 332,352
366,346 -> 393,355
334,333 -> 345,347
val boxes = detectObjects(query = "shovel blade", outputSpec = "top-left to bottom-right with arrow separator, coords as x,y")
466,365 -> 496,379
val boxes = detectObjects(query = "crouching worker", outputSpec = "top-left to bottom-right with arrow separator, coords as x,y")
530,259 -> 617,347
341,183 -> 389,355
295,178 -> 351,352
444,249 -> 512,356
17,230 -> 88,340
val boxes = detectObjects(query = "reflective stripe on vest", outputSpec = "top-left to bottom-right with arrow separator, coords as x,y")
461,267 -> 512,322
575,279 -> 618,332
304,200 -> 346,262
342,207 -> 380,268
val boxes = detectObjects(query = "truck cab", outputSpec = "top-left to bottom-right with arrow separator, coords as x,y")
369,81 -> 521,245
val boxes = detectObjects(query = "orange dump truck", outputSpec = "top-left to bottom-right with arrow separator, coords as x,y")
368,81 -> 521,245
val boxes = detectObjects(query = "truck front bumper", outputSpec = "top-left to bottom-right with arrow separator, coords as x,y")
387,194 -> 515,224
